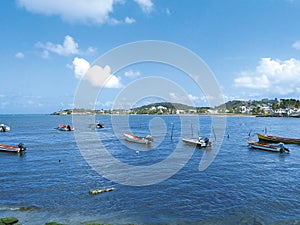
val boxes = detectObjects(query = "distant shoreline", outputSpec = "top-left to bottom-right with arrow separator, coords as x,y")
50,111 -> 300,118
1,113 -> 298,118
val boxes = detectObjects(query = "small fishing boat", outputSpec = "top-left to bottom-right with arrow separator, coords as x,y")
56,124 -> 74,131
0,124 -> 10,132
247,140 -> 290,153
0,143 -> 26,153
257,133 -> 300,145
88,122 -> 104,129
123,132 -> 153,144
89,187 -> 115,195
182,136 -> 211,148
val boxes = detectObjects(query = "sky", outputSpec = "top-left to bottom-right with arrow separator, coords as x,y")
1,0 -> 300,114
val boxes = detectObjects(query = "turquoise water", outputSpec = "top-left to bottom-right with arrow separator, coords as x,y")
0,114 -> 299,224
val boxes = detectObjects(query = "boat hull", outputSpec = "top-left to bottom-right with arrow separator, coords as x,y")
0,124 -> 10,132
182,138 -> 211,148
247,140 -> 289,153
88,123 -> 104,129
0,143 -> 26,153
123,132 -> 152,144
57,124 -> 74,131
257,133 -> 300,145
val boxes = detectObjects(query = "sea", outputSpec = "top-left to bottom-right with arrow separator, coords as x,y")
0,114 -> 299,225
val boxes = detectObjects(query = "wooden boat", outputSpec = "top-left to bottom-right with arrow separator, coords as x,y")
0,143 -> 26,153
247,140 -> 290,153
182,137 -> 211,148
56,124 -> 74,131
257,133 -> 300,145
89,187 -> 115,195
0,124 -> 10,132
123,132 -> 153,144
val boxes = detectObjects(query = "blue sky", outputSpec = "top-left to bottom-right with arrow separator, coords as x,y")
1,0 -> 300,114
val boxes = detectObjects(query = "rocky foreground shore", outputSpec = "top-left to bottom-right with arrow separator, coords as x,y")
0,217 -> 118,225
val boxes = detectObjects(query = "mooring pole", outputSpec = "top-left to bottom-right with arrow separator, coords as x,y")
171,123 -> 174,140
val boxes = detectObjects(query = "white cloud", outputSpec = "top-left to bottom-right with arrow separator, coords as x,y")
124,16 -> 136,24
109,18 -> 122,25
85,65 -> 123,88
234,57 -> 300,95
124,70 -> 140,77
234,72 -> 270,89
17,0 -> 117,25
73,57 -> 90,79
134,0 -> 153,13
36,35 -> 79,56
86,47 -> 97,54
72,57 -> 123,88
292,40 -> 300,50
107,16 -> 136,25
15,52 -> 24,59
169,92 -> 196,105
188,94 -> 199,101
18,0 -> 153,25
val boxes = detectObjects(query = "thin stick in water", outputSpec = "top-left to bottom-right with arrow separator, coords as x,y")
170,123 -> 174,140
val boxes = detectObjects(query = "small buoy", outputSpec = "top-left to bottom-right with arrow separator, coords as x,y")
89,187 -> 115,195
136,150 -> 140,155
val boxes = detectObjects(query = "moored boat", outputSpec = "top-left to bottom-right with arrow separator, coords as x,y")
123,132 -> 153,144
0,143 -> 26,153
257,133 -> 300,145
247,140 -> 290,153
0,124 -> 10,132
56,124 -> 74,131
182,136 -> 211,148
88,122 -> 104,129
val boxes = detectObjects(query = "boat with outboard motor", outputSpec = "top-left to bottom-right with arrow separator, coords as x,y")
0,143 -> 26,153
182,136 -> 211,148
0,124 -> 10,132
247,140 -> 290,153
88,122 -> 104,129
56,124 -> 74,131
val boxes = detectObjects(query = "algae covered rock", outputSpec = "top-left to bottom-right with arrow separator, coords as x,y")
85,223 -> 112,225
0,217 -> 19,225
45,222 -> 65,225
84,223 -> 104,225
19,205 -> 40,211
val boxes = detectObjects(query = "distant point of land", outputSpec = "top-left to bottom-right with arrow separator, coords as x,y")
51,98 -> 300,118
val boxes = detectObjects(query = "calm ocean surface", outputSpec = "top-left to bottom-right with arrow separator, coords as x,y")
0,114 -> 299,225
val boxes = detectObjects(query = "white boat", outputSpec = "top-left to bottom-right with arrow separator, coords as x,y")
182,137 -> 211,148
0,124 -> 10,132
123,132 -> 153,144
0,143 -> 26,153
247,140 -> 290,153
56,124 -> 74,131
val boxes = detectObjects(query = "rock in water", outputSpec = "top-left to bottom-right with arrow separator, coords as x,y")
19,205 -> 40,211
0,217 -> 19,225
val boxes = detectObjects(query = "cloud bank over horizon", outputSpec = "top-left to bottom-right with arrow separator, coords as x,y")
234,57 -> 300,97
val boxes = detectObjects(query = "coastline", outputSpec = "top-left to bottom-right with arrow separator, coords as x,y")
52,113 -> 283,118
